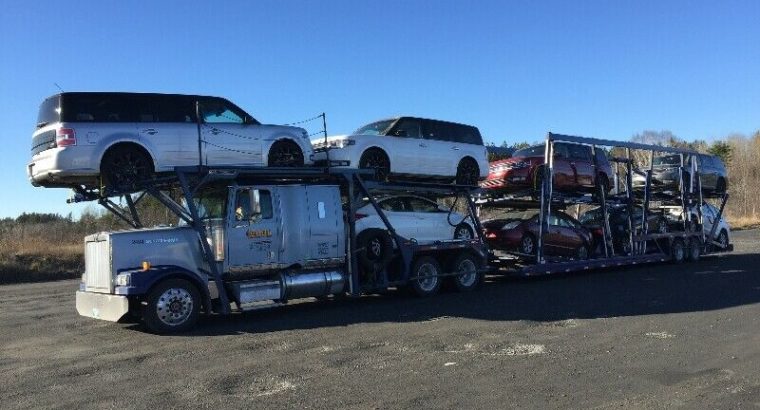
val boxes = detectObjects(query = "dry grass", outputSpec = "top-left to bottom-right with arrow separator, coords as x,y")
726,215 -> 760,230
0,222 -> 86,284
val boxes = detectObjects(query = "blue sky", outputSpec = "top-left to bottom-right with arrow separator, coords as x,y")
1,0 -> 758,218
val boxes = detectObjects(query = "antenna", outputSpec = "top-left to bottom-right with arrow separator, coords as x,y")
53,83 -> 64,93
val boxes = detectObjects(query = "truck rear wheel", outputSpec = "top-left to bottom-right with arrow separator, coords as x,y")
687,238 -> 701,262
142,278 -> 200,334
670,238 -> 686,264
357,229 -> 393,271
410,256 -> 442,297
450,253 -> 482,292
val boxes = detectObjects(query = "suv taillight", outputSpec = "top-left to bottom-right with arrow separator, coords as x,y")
56,128 -> 76,147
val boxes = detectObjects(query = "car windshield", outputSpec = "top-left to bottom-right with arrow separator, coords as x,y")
353,119 -> 396,136
653,154 -> 682,166
579,208 -> 603,224
513,145 -> 545,158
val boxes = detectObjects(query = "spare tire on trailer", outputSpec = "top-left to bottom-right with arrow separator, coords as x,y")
357,229 -> 393,271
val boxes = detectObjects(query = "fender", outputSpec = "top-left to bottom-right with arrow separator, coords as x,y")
113,265 -> 212,310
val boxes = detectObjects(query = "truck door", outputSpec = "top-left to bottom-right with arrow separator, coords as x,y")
226,188 -> 281,273
305,186 -> 343,261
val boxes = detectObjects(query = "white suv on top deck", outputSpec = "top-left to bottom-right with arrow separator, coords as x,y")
28,92 -> 313,191
312,117 -> 489,185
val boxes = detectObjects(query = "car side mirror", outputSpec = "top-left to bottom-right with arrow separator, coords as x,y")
392,129 -> 408,137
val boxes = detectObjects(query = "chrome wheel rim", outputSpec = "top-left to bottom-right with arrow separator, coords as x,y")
455,227 -> 473,239
416,262 -> 439,293
456,259 -> 477,287
521,236 -> 534,254
155,287 -> 194,327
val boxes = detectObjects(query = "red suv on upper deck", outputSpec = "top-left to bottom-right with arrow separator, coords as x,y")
480,142 -> 613,195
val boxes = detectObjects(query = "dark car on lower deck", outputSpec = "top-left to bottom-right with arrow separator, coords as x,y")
483,210 -> 594,260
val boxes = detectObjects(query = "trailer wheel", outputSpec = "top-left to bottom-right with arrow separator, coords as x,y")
687,238 -> 701,262
670,238 -> 686,264
450,253 -> 482,292
142,278 -> 200,334
410,256 -> 442,297
357,229 -> 393,271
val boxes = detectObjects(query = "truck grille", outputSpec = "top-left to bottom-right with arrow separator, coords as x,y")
85,238 -> 112,293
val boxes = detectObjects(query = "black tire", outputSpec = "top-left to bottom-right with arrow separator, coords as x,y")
670,238 -> 686,264
455,158 -> 479,186
687,238 -> 701,262
410,256 -> 442,297
142,278 -> 201,334
101,145 -> 154,191
357,229 -> 393,271
520,233 -> 537,255
450,253 -> 482,292
453,223 -> 474,240
575,244 -> 590,260
359,149 -> 390,181
268,140 -> 304,167
717,229 -> 729,249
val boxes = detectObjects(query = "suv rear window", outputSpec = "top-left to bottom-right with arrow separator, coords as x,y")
37,95 -> 61,127
421,120 -> 482,145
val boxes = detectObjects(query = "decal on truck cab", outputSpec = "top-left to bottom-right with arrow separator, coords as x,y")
246,229 -> 272,238
131,238 -> 179,245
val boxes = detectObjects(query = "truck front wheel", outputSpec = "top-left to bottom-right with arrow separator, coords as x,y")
142,278 -> 200,334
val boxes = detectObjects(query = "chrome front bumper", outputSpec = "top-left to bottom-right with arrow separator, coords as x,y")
75,291 -> 129,322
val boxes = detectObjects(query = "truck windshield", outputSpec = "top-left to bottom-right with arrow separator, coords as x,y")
180,188 -> 228,223
354,119 -> 396,136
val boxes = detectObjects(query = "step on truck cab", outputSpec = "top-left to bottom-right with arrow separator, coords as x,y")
75,168 -> 487,333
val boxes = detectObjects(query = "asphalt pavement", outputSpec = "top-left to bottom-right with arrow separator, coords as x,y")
1,230 -> 759,409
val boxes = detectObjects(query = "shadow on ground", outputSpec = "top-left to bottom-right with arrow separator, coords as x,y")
123,251 -> 760,336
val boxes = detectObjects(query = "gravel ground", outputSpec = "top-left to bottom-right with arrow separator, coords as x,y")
1,230 -> 759,409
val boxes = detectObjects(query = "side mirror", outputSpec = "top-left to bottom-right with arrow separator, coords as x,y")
392,129 -> 408,137
250,191 -> 262,221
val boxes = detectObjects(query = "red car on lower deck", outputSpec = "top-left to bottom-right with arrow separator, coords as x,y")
480,143 -> 613,195
483,210 -> 595,260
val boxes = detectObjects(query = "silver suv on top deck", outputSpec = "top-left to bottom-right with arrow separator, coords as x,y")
28,92 -> 313,190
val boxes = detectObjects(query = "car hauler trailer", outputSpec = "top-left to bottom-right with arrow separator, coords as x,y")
479,133 -> 732,276
72,133 -> 733,333
73,166 -> 488,333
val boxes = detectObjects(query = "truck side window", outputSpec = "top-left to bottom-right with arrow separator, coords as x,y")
235,189 -> 273,221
